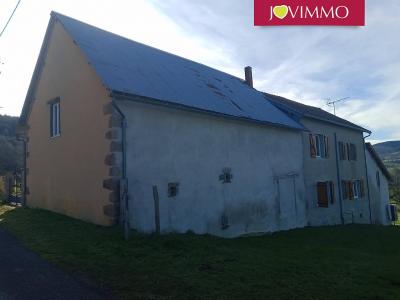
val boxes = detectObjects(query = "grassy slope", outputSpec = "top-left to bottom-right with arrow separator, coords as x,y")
1,206 -> 400,300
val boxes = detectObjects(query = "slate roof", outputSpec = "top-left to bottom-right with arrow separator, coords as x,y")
264,93 -> 371,133
20,12 -> 304,130
365,143 -> 392,181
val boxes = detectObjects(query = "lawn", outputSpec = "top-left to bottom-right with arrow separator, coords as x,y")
1,205 -> 400,300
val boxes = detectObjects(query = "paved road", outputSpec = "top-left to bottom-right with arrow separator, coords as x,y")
0,229 -> 111,300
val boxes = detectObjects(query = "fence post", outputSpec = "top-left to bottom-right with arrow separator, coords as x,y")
152,185 -> 161,234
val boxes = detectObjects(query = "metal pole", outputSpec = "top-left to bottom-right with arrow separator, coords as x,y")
112,101 -> 130,240
363,133 -> 373,224
334,133 -> 344,224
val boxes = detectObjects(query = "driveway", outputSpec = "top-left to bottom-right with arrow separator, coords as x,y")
0,229 -> 111,300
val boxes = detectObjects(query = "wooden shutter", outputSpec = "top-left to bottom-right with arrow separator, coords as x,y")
346,143 -> 350,160
50,104 -> 54,137
360,179 -> 365,197
309,134 -> 316,158
325,136 -> 329,158
341,180 -> 347,199
317,182 -> 328,208
330,181 -> 336,204
352,144 -> 357,161
348,181 -> 354,200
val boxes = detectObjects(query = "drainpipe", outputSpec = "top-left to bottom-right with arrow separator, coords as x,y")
111,100 -> 130,240
334,133 -> 344,225
363,132 -> 373,224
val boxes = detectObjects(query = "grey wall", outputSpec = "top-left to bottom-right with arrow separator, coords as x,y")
365,150 -> 390,225
300,118 -> 371,226
119,100 -> 307,237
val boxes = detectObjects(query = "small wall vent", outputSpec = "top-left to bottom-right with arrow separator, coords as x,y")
168,183 -> 179,197
219,168 -> 233,184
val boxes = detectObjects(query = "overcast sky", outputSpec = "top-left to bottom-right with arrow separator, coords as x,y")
0,0 -> 399,143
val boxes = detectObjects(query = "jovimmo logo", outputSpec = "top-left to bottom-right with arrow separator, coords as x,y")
254,0 -> 365,26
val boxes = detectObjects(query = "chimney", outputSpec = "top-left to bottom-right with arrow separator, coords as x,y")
244,66 -> 253,88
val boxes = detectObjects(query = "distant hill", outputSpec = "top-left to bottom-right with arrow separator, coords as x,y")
374,141 -> 400,157
0,115 -> 22,175
374,141 -> 400,168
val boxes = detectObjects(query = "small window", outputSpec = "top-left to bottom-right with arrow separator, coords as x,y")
376,171 -> 381,188
315,135 -> 324,158
350,180 -> 364,199
310,134 -> 329,159
50,100 -> 61,137
317,181 -> 335,208
347,143 -> 357,161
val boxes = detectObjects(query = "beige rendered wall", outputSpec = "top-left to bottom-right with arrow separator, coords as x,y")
25,21 -> 113,225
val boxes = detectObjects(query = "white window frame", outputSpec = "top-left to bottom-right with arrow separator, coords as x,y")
50,101 -> 60,137
315,134 -> 326,158
352,180 -> 360,199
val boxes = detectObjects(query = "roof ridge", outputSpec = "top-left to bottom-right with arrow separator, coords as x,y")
21,11 -> 304,131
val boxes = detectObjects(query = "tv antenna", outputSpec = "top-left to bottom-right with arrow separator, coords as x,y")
327,97 -> 350,115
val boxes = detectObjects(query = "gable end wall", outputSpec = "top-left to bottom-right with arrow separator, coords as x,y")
25,21 -> 117,225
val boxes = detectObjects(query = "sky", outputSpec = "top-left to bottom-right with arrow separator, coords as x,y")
0,0 -> 399,144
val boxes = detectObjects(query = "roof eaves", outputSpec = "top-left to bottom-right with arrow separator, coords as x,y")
302,114 -> 371,134
264,93 -> 371,134
111,90 -> 307,132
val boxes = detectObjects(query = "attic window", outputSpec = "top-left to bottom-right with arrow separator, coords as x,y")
49,98 -> 61,137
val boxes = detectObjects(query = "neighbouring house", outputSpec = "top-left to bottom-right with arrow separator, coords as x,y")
267,95 -> 372,226
365,143 -> 392,225
19,12 -> 308,237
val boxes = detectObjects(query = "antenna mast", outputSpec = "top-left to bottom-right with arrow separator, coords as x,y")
327,97 -> 350,115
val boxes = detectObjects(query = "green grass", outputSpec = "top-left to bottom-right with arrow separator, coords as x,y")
1,205 -> 400,299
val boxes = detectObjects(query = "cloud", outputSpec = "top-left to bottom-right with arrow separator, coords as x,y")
0,0 -> 398,144
152,0 -> 400,143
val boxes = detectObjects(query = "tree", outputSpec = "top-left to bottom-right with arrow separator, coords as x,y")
0,115 -> 22,175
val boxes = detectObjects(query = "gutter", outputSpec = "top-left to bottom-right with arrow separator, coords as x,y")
363,132 -> 373,224
111,100 -> 130,240
334,133 -> 344,225
110,91 -> 306,132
